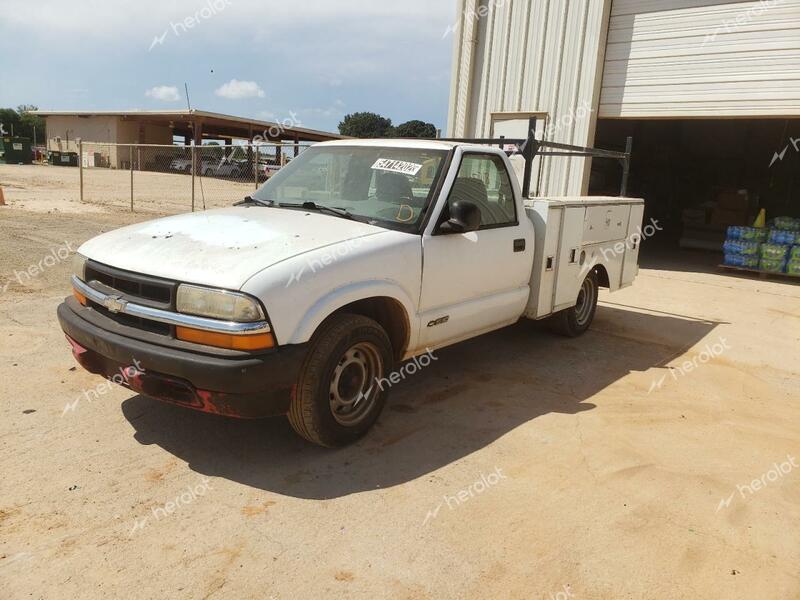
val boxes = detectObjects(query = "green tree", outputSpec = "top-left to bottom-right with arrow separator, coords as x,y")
228,145 -> 249,161
0,105 -> 45,142
395,120 -> 437,139
0,108 -> 21,137
338,112 -> 394,138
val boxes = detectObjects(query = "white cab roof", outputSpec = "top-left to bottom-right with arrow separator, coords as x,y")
316,138 -> 495,152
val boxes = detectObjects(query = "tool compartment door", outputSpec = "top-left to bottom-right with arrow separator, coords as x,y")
583,204 -> 630,245
553,206 -> 587,309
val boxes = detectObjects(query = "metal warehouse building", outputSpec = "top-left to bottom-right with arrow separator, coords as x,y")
448,0 -> 800,248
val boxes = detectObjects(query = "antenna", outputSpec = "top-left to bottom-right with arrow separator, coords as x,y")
184,83 -> 192,110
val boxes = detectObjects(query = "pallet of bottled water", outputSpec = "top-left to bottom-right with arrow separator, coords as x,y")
722,217 -> 800,277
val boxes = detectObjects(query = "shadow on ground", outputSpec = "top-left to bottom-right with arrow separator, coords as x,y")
122,305 -> 720,499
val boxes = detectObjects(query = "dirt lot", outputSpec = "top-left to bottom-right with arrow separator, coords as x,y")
0,163 -> 252,216
1,168 -> 799,599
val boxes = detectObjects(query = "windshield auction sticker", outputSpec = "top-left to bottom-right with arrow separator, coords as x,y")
371,158 -> 423,176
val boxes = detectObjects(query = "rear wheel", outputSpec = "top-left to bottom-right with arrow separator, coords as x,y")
287,313 -> 393,447
550,270 -> 599,337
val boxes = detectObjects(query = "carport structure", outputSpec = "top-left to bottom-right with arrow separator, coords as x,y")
34,109 -> 342,158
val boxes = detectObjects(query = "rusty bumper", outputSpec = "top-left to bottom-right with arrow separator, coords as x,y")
57,299 -> 306,418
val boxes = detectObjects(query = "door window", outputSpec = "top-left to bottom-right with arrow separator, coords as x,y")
446,154 -> 517,228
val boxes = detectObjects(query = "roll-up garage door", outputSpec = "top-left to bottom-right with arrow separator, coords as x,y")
599,0 -> 800,118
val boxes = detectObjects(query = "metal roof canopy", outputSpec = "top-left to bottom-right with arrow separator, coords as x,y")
31,109 -> 343,143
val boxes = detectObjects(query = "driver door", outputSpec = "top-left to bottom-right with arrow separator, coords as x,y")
417,151 -> 533,350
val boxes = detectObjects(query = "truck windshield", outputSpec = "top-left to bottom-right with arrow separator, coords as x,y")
252,145 -> 449,232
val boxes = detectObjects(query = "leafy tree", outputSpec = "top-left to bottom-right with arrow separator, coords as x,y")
395,120 -> 437,139
0,105 -> 45,142
227,145 -> 249,161
338,112 -> 394,138
0,108 -> 20,137
202,141 -> 227,161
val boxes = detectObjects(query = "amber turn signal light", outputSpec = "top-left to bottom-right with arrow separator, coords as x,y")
175,326 -> 275,351
73,287 -> 87,306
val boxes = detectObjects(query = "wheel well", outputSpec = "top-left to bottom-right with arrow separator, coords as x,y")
593,264 -> 610,288
333,297 -> 410,361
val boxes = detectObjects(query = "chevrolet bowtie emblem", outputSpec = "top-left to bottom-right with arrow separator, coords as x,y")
103,295 -> 127,314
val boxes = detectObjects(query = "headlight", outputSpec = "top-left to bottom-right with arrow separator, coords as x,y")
176,284 -> 265,322
73,253 -> 87,281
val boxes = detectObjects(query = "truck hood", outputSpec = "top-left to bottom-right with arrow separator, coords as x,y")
79,206 -> 388,289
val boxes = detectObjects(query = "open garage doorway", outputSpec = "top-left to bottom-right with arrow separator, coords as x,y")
590,118 -> 800,271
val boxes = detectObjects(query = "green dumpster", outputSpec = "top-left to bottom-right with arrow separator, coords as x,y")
48,150 -> 78,166
0,137 -> 32,165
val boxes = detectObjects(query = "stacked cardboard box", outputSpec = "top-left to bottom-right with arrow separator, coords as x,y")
711,190 -> 749,228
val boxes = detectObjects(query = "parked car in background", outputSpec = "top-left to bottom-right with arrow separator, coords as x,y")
262,155 -> 294,179
169,157 -> 216,173
202,160 -> 246,178
169,158 -> 192,172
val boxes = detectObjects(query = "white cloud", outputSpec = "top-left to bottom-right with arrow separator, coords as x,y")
145,85 -> 181,102
214,79 -> 265,100
1,0 -> 455,130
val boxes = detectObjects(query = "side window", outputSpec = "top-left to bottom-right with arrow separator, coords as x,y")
447,154 -> 517,228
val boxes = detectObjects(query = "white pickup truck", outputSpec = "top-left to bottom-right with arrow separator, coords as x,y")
59,138 -> 644,447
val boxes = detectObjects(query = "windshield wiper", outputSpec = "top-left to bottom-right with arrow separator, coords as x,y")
236,196 -> 275,207
278,201 -> 355,220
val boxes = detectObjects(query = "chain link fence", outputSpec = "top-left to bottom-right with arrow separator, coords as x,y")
78,142 -> 311,214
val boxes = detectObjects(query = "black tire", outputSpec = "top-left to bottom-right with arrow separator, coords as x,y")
287,313 -> 393,447
550,270 -> 599,337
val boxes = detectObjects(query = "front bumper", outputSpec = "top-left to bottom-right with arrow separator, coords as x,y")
57,299 -> 307,418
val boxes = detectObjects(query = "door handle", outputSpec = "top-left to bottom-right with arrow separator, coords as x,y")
513,239 -> 526,252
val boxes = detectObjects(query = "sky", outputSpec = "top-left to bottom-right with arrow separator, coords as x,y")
0,0 -> 458,134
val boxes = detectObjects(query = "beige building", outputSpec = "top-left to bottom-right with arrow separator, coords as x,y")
34,109 -> 341,168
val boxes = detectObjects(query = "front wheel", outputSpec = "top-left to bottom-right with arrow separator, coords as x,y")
288,313 -> 393,447
550,270 -> 599,337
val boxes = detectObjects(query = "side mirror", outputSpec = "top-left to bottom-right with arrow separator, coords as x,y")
439,200 -> 481,234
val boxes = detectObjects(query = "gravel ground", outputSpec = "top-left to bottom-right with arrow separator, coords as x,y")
1,167 -> 799,599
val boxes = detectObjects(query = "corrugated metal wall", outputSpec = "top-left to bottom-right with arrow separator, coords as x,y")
447,0 -> 612,196
601,0 -> 800,118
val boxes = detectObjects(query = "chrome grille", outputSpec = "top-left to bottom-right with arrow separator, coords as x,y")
84,261 -> 177,336
85,260 -> 175,308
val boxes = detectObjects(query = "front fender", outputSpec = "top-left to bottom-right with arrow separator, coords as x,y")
287,279 -> 419,347
241,230 -> 422,347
